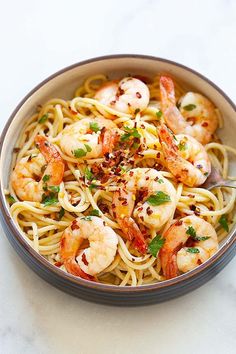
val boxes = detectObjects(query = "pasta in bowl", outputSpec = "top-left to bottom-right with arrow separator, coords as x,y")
1,55 -> 235,305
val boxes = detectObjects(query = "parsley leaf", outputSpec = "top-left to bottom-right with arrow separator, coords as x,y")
157,179 -> 164,184
89,209 -> 100,216
42,174 -> 50,183
156,110 -> 163,118
85,167 -> 93,180
81,216 -> 92,221
147,191 -> 171,206
8,195 -> 16,204
178,141 -> 187,151
42,192 -> 58,206
84,144 -> 92,152
187,247 -> 200,254
58,207 -> 65,220
89,122 -> 100,133
88,183 -> 99,190
219,215 -> 229,232
49,185 -> 60,193
38,113 -> 49,124
121,127 -> 141,142
186,226 -> 209,241
183,104 -> 196,111
73,148 -> 87,158
148,234 -> 165,257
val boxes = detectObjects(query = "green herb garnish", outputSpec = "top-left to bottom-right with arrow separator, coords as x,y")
8,195 -> 16,204
84,144 -> 92,152
157,179 -> 164,184
183,104 -> 196,111
178,141 -> 187,151
187,247 -> 200,254
85,167 -> 93,180
147,191 -> 171,206
58,207 -> 65,220
89,209 -> 100,216
81,216 -> 92,221
88,183 -> 99,190
73,148 -> 87,158
42,192 -> 58,206
49,185 -> 60,193
156,110 -> 163,118
219,215 -> 229,232
38,113 -> 49,124
148,235 -> 165,257
42,174 -> 50,183
186,226 -> 209,241
121,127 -> 141,142
89,122 -> 100,133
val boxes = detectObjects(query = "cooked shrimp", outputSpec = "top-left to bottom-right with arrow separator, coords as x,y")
160,75 -> 218,145
60,216 -> 118,280
158,124 -> 211,187
160,215 -> 219,279
11,135 -> 65,202
113,168 -> 176,254
95,77 -> 150,115
59,117 -> 119,158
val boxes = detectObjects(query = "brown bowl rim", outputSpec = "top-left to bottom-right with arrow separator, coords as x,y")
0,54 -> 236,294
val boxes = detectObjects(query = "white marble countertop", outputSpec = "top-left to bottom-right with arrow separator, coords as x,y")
0,0 -> 236,353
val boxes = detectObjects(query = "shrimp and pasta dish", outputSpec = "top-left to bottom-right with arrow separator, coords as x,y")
6,73 -> 236,286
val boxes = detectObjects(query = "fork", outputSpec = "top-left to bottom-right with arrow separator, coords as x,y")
202,165 -> 236,190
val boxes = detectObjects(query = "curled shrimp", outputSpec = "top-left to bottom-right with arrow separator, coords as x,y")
160,75 -> 218,145
113,168 -> 176,254
11,135 -> 65,202
95,77 -> 150,115
60,216 -> 118,280
160,215 -> 219,279
59,117 -> 120,158
158,124 -> 211,187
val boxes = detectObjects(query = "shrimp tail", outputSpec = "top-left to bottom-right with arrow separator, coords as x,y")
158,124 -> 178,155
35,135 -> 65,186
64,258 -> 95,281
120,216 -> 147,254
160,75 -> 176,110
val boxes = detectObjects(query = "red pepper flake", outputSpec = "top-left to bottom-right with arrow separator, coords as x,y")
156,152 -> 161,158
81,253 -> 89,266
136,92 -> 142,99
71,220 -> 80,230
175,220 -> 183,226
145,176 -> 150,180
54,262 -> 63,267
202,122 -> 208,127
146,207 -> 153,215
110,100 -> 116,105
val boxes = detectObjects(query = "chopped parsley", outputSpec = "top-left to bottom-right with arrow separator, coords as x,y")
88,183 -> 99,190
121,127 -> 141,142
157,179 -> 164,184
49,185 -> 60,193
187,247 -> 200,254
186,226 -> 209,241
148,234 -> 165,257
178,140 -> 187,151
42,174 -> 50,183
8,195 -> 16,204
183,104 -> 196,111
85,167 -> 93,180
81,216 -> 92,221
58,207 -> 65,220
84,144 -> 92,152
219,215 -> 229,232
89,122 -> 100,133
73,148 -> 87,158
156,110 -> 163,118
89,209 -> 100,216
38,113 -> 49,124
147,191 -> 171,206
42,192 -> 58,206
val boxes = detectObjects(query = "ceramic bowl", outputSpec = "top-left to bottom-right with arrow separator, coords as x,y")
0,55 -> 235,306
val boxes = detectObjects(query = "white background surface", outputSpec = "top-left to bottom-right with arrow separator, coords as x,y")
0,0 -> 236,353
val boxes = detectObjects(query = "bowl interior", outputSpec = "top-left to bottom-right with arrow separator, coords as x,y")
1,55 -> 236,262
